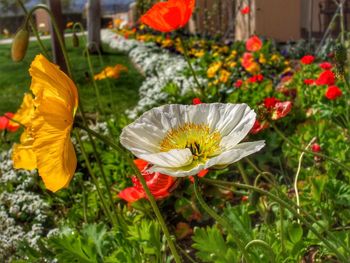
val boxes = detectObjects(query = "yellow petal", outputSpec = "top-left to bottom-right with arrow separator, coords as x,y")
12,130 -> 37,170
29,54 -> 79,115
32,96 -> 77,192
13,93 -> 35,127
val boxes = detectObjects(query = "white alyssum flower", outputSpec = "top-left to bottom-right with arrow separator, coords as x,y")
121,103 -> 265,176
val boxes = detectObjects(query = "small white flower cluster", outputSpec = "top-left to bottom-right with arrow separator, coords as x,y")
101,30 -> 207,119
0,150 -> 50,261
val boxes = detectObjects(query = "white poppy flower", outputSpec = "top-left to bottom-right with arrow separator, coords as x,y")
120,103 -> 265,177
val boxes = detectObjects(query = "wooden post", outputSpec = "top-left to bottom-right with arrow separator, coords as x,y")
47,0 -> 67,73
87,0 -> 101,53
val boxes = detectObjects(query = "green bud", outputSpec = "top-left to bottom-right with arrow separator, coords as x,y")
72,32 -> 79,47
11,28 -> 29,62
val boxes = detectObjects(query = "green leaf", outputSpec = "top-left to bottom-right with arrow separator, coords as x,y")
287,222 -> 303,244
192,226 -> 237,263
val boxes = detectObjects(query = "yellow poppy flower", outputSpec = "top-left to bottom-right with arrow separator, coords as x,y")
12,129 -> 36,170
94,64 -> 128,80
28,54 -> 78,192
13,93 -> 35,127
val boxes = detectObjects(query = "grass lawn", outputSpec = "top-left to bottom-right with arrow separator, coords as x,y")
0,37 -> 144,115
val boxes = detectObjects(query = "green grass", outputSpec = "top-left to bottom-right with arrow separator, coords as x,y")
0,37 -> 144,115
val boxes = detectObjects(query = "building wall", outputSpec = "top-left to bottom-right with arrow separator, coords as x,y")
255,0 -> 301,41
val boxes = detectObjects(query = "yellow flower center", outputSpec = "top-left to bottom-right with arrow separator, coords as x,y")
160,123 -> 222,163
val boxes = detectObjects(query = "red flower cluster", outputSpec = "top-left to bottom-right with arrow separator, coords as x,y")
140,0 -> 195,32
250,120 -> 269,134
316,70 -> 335,86
325,86 -> 342,100
234,79 -> 243,88
319,62 -> 332,70
0,112 -> 19,132
300,55 -> 315,65
192,97 -> 202,105
249,74 -> 264,83
303,79 -> 315,85
118,159 -> 176,203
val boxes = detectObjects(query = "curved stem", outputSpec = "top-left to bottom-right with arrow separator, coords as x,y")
76,123 -> 182,263
193,177 -> 251,262
245,157 -> 262,174
272,124 -> 350,173
201,177 -> 348,261
24,4 -> 72,74
237,161 -> 250,185
244,240 -> 275,263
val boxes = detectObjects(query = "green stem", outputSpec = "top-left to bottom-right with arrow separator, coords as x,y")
17,0 -> 50,58
201,177 -> 347,261
76,123 -> 182,263
193,177 -> 251,262
279,205 -> 285,256
272,124 -> 350,173
244,240 -> 275,263
245,157 -> 262,173
179,36 -> 204,97
75,129 -> 116,226
237,161 -> 250,185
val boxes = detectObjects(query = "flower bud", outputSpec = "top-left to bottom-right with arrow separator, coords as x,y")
11,28 -> 29,62
72,32 -> 79,47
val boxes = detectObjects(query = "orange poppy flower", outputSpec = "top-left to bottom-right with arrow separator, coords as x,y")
140,0 -> 195,32
246,35 -> 262,52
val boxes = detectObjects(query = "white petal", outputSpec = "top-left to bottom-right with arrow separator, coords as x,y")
151,162 -> 210,177
139,148 -> 193,168
213,141 -> 265,168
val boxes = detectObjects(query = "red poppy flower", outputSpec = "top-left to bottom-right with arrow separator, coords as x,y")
311,143 -> 321,153
0,112 -> 20,132
189,169 -> 208,183
316,70 -> 335,86
140,0 -> 195,32
249,74 -> 264,83
250,120 -> 269,134
118,159 -> 176,203
234,79 -> 243,88
325,86 -> 342,100
241,6 -> 250,15
300,55 -> 315,65
304,79 -> 315,85
192,97 -> 202,105
246,35 -> 262,52
319,62 -> 332,70
271,101 -> 292,120
264,97 -> 280,109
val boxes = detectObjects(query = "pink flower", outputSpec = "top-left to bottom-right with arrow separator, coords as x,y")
300,55 -> 315,65
325,86 -> 342,100
271,101 -> 292,120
